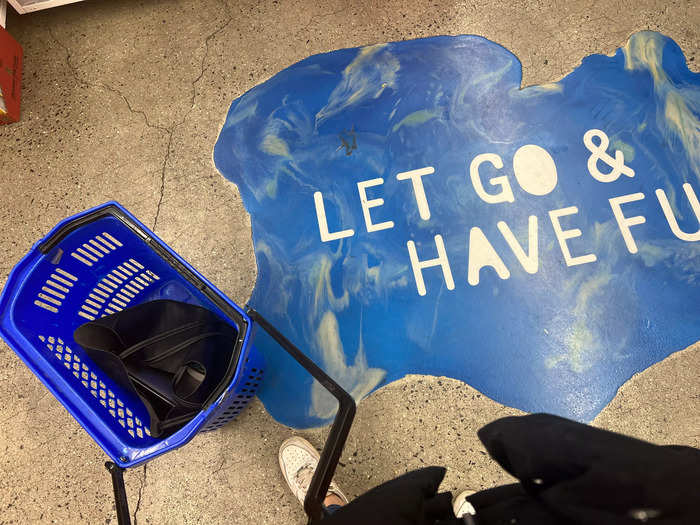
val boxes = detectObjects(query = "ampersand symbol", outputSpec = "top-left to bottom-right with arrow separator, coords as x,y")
583,129 -> 635,183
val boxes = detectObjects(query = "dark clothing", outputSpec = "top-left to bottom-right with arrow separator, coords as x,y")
475,414 -> 700,524
319,414 -> 700,525
319,466 -> 454,525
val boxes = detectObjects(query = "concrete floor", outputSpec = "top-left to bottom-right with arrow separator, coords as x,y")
0,0 -> 698,523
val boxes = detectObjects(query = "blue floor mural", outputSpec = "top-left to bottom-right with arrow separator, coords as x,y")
214,31 -> 700,428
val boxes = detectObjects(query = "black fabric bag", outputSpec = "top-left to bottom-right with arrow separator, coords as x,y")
319,414 -> 700,525
74,300 -> 238,437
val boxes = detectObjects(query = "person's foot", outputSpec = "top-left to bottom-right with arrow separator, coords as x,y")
453,489 -> 476,518
279,436 -> 348,508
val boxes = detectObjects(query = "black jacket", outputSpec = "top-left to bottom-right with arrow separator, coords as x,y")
320,414 -> 700,525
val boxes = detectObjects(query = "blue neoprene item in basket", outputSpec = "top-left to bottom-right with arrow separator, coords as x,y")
0,202 -> 355,525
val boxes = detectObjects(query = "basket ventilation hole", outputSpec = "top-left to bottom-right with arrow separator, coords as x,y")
71,233 -> 122,267
76,260 -> 159,321
38,334 -> 151,441
35,269 -> 78,314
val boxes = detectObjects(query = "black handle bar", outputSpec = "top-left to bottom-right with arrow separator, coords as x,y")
246,309 -> 356,524
107,309 -> 356,525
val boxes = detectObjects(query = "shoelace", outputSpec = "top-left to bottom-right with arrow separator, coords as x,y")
294,464 -> 340,502
294,465 -> 315,496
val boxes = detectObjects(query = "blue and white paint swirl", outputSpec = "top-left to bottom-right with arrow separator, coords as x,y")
214,31 -> 700,428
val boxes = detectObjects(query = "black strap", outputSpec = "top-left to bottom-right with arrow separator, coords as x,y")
118,320 -> 209,360
159,411 -> 201,431
142,331 -> 225,365
74,300 -> 238,438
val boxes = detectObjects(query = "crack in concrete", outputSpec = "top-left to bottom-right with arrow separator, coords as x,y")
298,5 -> 350,37
212,457 -> 227,476
48,27 -> 173,233
189,16 -> 234,111
152,12 -> 234,231
213,458 -> 245,477
47,27 -> 170,134
152,130 -> 173,231
133,463 -> 148,525
0,391 -> 51,425
49,9 -> 235,233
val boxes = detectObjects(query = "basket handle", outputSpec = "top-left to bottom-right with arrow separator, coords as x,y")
246,309 -> 357,525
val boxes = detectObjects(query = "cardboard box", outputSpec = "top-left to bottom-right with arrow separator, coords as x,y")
9,0 -> 85,15
0,24 -> 22,124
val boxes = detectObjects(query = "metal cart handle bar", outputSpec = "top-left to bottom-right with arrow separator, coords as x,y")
247,308 -> 357,524
105,308 -> 356,525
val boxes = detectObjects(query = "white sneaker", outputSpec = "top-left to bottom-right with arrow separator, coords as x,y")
279,436 -> 348,507
453,489 -> 477,518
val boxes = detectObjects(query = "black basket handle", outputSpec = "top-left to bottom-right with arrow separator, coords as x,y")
247,308 -> 356,524
106,310 -> 356,525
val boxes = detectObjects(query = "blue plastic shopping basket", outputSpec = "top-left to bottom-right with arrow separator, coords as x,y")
0,202 -> 355,525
